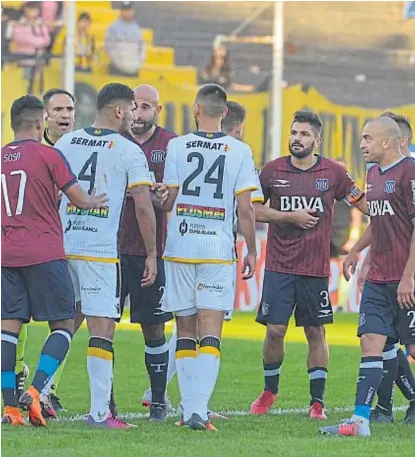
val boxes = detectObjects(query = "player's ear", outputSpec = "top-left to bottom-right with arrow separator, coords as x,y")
222,105 -> 228,119
315,135 -> 322,148
115,104 -> 123,120
156,104 -> 162,115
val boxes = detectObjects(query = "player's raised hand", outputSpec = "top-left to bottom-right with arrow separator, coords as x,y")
343,250 -> 358,281
289,209 -> 319,229
152,183 -> 169,204
89,188 -> 109,208
241,253 -> 256,280
397,274 -> 415,309
142,255 -> 158,287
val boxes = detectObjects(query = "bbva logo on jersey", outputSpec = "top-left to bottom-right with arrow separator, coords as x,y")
368,200 -> 395,216
151,150 -> 165,163
280,196 -> 324,212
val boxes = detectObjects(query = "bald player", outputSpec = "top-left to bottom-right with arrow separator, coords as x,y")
118,84 -> 175,422
320,117 -> 415,436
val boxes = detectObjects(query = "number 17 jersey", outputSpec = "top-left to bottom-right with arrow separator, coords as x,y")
56,127 -> 152,262
163,131 -> 258,263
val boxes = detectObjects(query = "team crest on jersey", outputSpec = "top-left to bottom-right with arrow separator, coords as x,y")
151,150 -> 165,163
384,180 -> 396,194
315,179 -> 329,192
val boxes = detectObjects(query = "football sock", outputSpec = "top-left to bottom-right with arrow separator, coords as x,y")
15,324 -> 28,374
376,344 -> 398,412
263,360 -> 282,395
32,330 -> 72,394
175,337 -> 197,422
193,336 -> 221,421
1,331 -> 19,407
395,347 -> 415,403
353,356 -> 383,420
145,337 -> 169,404
87,336 -> 113,422
167,331 -> 178,385
308,367 -> 328,406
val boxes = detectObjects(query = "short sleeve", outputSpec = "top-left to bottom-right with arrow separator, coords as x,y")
259,161 -> 274,203
251,168 -> 265,203
235,146 -> 259,196
403,163 -> 415,219
122,142 -> 152,189
163,140 -> 180,188
45,147 -> 77,192
334,163 -> 364,204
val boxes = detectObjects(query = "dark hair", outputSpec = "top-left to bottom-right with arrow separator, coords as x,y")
195,83 -> 227,117
292,110 -> 323,136
11,95 -> 44,131
22,1 -> 40,11
43,88 -> 76,106
222,101 -> 246,131
380,111 -> 413,142
78,12 -> 91,22
96,83 -> 134,111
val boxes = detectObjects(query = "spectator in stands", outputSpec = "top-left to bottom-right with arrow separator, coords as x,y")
75,12 -> 95,73
1,7 -> 11,67
105,1 -> 146,77
40,1 -> 63,60
201,38 -> 234,90
7,1 -> 50,77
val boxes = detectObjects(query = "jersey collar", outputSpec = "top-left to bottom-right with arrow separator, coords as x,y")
43,129 -> 55,146
84,127 -> 118,136
287,155 -> 322,173
194,131 -> 226,139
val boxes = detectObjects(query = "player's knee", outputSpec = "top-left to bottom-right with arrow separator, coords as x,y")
176,314 -> 197,338
49,318 -> 74,334
360,333 -> 385,356
304,325 -> 326,345
86,316 -> 115,340
141,323 -> 165,340
406,344 -> 415,360
266,325 -> 287,344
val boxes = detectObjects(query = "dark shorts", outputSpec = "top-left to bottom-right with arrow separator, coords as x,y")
256,271 -> 333,327
358,281 -> 415,345
120,255 -> 173,324
1,260 -> 75,323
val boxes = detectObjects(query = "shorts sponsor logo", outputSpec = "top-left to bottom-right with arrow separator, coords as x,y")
150,150 -> 165,163
261,302 -> 269,316
69,137 -> 115,148
315,179 -> 329,192
81,285 -> 101,294
176,203 -> 225,220
64,220 -> 97,233
66,203 -> 109,218
197,283 -> 224,293
359,313 -> 366,327
272,179 -> 291,188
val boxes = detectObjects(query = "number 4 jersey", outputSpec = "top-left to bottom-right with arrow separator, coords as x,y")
56,127 -> 152,262
163,131 -> 258,263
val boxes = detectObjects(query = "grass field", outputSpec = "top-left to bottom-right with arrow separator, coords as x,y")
2,313 -> 414,457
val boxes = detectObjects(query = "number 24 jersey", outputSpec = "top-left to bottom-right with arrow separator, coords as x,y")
163,131 -> 258,263
56,127 -> 152,261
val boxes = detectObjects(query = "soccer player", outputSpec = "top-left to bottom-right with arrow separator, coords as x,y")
118,84 -> 175,421
345,112 -> 415,425
1,95 -> 107,426
56,83 -> 157,429
161,84 -> 258,431
251,110 -> 367,419
320,116 -> 415,436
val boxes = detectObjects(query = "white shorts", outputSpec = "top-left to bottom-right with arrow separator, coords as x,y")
68,259 -> 121,319
163,261 -> 236,315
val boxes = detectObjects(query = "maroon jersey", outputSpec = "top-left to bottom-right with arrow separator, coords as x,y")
366,157 -> 415,283
260,156 -> 364,277
119,126 -> 176,257
1,139 -> 77,267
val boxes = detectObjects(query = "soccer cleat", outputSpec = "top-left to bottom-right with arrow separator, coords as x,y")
40,394 -> 57,419
250,391 -> 277,415
1,406 -> 27,426
403,402 -> 415,424
109,389 -> 118,418
149,402 -> 167,422
50,391 -> 65,412
370,406 -> 394,423
19,386 -> 47,427
174,418 -> 189,427
87,413 -> 136,429
141,388 -> 174,412
319,419 -> 370,437
189,413 -> 217,431
16,364 -> 30,400
309,402 -> 327,420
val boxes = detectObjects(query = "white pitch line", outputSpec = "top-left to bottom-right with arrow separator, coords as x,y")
56,405 -> 407,423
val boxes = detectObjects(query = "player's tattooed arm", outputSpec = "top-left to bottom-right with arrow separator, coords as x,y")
64,183 -> 108,209
343,224 -> 372,281
398,219 -> 415,309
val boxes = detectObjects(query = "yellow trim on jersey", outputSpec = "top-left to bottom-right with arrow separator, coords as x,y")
163,256 -> 235,264
87,347 -> 113,360
128,181 -> 152,189
199,346 -> 220,357
66,254 -> 120,263
176,350 -> 197,359
251,197 -> 265,203
235,185 -> 258,196
166,184 -> 180,188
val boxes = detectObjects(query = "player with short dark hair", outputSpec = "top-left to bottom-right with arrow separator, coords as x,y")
56,82 -> 157,429
1,95 -> 107,427
320,117 -> 415,436
221,101 -> 246,138
251,110 -> 367,419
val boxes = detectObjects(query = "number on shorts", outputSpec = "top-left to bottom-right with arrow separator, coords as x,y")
319,290 -> 330,307
78,151 -> 98,194
1,170 -> 27,216
408,310 -> 415,329
182,152 -> 225,199
158,285 -> 165,307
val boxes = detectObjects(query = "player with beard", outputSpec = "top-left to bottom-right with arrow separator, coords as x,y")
118,85 -> 175,421
251,110 -> 367,419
